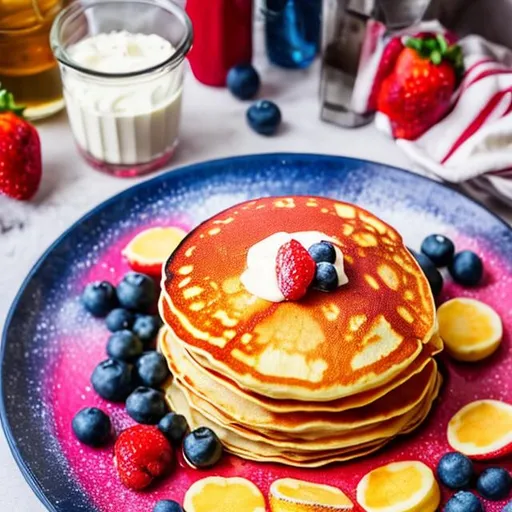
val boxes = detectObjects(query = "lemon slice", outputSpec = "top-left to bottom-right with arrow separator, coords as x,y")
122,226 -> 187,277
447,399 -> 512,460
269,478 -> 354,511
184,477 -> 265,512
437,298 -> 502,362
356,461 -> 440,512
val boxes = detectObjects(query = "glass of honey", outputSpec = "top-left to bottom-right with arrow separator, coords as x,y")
0,0 -> 65,119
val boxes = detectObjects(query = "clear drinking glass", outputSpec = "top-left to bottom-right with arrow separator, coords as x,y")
50,0 -> 193,177
0,0 -> 66,120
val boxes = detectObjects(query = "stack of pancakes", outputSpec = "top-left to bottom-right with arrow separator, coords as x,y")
158,196 -> 443,467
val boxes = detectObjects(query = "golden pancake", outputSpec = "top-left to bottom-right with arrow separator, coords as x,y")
165,372 -> 440,453
161,196 -> 437,401
165,374 -> 441,466
160,327 -> 438,434
159,301 -> 442,413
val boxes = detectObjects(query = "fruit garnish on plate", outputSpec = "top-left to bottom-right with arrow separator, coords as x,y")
444,491 -> 483,512
122,227 -> 187,278
436,452 -> 474,490
356,461 -> 440,512
184,476 -> 265,512
269,478 -> 354,511
183,427 -> 223,469
447,399 -> 512,459
0,89 -> 42,201
437,298 -> 502,362
377,34 -> 463,140
114,425 -> 172,490
476,467 -> 512,501
276,239 -> 316,300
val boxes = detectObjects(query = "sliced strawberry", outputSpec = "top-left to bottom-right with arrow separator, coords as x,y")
114,425 -> 173,490
276,239 -> 316,301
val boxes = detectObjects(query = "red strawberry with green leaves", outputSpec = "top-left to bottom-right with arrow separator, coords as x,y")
377,34 -> 463,140
0,89 -> 42,200
276,239 -> 316,300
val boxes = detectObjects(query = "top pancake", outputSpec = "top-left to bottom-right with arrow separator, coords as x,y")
162,196 -> 436,401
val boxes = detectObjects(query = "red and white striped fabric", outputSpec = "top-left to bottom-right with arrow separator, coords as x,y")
356,22 -> 512,203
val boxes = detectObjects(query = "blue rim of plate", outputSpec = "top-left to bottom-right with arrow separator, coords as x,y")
1,152 -> 510,512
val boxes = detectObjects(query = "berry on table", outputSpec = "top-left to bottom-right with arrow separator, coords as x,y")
158,412 -> 188,444
72,407 -> 111,447
126,386 -> 168,424
444,491 -> 483,512
246,100 -> 282,135
410,249 -> 443,296
153,500 -> 184,512
421,234 -> 455,267
227,64 -> 260,100
449,250 -> 484,287
313,262 -> 339,292
114,425 -> 172,490
476,467 -> 512,500
82,281 -> 118,317
133,315 -> 162,345
106,330 -> 143,362
91,359 -> 133,402
117,272 -> 156,312
308,241 -> 336,264
276,239 -> 316,301
105,308 -> 135,332
436,452 -> 474,489
135,351 -> 171,388
183,427 -> 223,468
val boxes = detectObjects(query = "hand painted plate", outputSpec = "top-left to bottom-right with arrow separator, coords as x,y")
2,154 -> 512,512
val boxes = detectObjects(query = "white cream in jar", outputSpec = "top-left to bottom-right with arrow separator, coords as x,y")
63,31 -> 183,166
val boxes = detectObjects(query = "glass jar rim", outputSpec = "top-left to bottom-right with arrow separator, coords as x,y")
50,0 -> 193,79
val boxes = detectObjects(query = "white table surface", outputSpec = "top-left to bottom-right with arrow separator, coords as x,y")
1,42 -> 511,511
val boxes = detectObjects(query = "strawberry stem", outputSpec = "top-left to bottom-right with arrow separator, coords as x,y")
0,89 -> 25,117
405,34 -> 464,77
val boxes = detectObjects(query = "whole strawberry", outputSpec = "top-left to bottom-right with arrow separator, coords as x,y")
276,239 -> 316,301
114,425 -> 173,490
377,34 -> 463,140
0,89 -> 42,200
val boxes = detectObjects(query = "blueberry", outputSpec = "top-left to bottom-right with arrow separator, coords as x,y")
91,359 -> 133,402
436,452 -> 474,489
421,234 -> 455,267
72,407 -> 111,447
308,241 -> 336,264
158,412 -> 188,444
444,491 -> 484,512
183,427 -> 223,468
449,251 -> 484,287
503,500 -> 512,512
105,308 -> 135,332
409,249 -> 444,296
477,467 -> 512,500
135,351 -> 171,388
227,64 -> 260,100
153,500 -> 184,512
313,262 -> 338,292
133,315 -> 161,345
106,330 -> 143,362
246,100 -> 281,135
117,272 -> 156,312
126,386 -> 167,424
82,281 -> 117,317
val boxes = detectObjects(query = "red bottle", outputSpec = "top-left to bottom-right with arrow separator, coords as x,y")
186,0 -> 253,86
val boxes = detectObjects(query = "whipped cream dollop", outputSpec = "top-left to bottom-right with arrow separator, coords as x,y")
240,231 -> 349,302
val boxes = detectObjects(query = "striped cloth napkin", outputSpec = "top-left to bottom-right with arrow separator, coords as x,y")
354,21 -> 512,204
